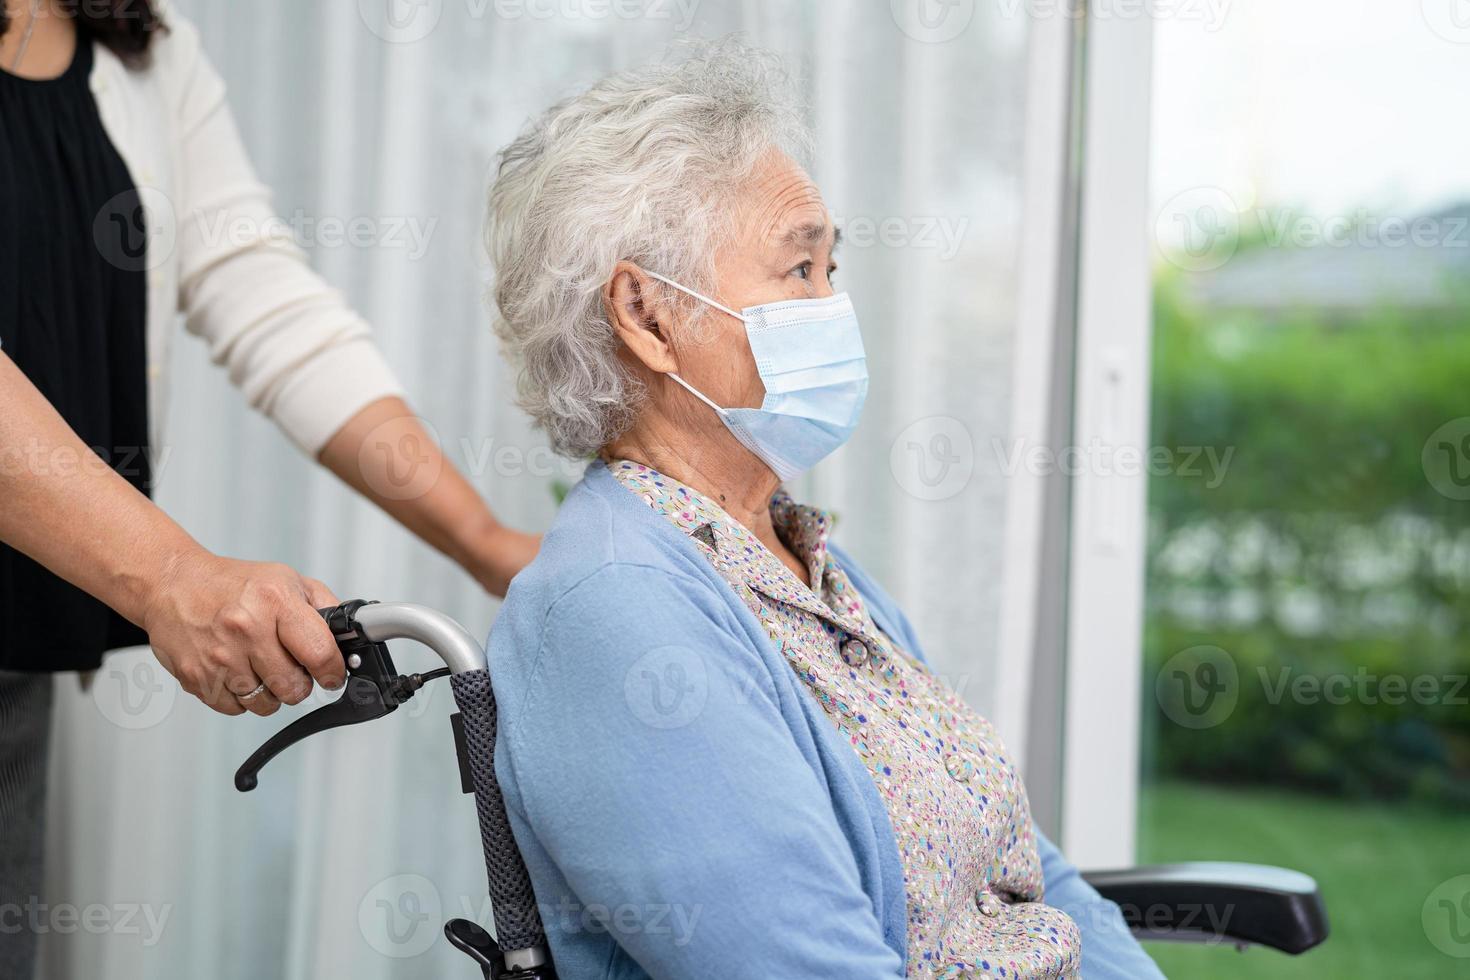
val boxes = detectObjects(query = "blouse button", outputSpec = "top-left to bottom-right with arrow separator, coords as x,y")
944,752 -> 973,783
840,638 -> 870,667
976,888 -> 1004,918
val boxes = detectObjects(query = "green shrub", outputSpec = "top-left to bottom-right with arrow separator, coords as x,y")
1144,268 -> 1470,808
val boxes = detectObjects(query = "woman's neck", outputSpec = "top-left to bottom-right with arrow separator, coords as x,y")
2,0 -> 75,81
602,425 -> 779,535
599,377 -> 812,588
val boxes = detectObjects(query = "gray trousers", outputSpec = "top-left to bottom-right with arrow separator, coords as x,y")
0,671 -> 52,980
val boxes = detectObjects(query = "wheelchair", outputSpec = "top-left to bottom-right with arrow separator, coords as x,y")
235,601 -> 1330,978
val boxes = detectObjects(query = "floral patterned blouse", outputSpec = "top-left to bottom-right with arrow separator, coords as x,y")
610,461 -> 1081,979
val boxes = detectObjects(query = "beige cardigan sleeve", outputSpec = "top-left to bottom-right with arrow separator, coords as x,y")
161,14 -> 406,454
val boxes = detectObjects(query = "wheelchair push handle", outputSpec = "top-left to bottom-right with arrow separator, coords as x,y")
348,600 -> 488,674
232,600 -> 555,979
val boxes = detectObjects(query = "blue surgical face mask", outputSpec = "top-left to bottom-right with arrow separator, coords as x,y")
645,270 -> 868,481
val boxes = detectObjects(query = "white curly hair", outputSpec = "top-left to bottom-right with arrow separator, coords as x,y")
486,38 -> 810,458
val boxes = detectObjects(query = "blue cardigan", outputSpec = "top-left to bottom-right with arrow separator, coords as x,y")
489,460 -> 1163,979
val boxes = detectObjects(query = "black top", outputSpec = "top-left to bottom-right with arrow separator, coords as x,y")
0,39 -> 151,672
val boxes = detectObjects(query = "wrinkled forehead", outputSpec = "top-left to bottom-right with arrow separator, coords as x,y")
729,153 -> 837,258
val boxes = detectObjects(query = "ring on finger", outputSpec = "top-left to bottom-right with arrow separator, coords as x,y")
236,682 -> 269,704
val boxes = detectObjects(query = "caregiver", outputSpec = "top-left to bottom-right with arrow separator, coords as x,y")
0,2 -> 536,976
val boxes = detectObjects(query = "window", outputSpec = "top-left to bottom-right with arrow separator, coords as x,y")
1138,5 -> 1470,976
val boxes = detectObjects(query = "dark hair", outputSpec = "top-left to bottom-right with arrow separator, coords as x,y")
1,0 -> 164,68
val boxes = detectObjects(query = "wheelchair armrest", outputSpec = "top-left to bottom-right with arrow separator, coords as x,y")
1081,862 -> 1329,954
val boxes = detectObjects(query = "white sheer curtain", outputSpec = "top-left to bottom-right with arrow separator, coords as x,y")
42,3 -> 1050,977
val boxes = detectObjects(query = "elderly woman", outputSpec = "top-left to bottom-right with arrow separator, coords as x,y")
486,44 -> 1164,980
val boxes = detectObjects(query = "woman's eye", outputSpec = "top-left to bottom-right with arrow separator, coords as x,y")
792,262 -> 812,281
828,264 -> 838,285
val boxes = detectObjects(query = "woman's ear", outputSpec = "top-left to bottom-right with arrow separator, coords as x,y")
605,261 -> 680,374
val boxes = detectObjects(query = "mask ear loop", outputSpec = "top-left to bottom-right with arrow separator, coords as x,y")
642,269 -> 748,322
642,269 -> 749,415
665,371 -> 729,415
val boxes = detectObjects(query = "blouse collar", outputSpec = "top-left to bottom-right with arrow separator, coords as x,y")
606,459 -> 865,633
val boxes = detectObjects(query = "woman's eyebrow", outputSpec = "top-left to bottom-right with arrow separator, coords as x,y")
777,220 -> 841,251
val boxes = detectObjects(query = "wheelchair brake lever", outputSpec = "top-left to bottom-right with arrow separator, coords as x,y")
234,600 -> 418,792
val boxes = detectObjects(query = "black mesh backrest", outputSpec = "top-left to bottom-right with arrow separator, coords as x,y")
450,669 -> 549,954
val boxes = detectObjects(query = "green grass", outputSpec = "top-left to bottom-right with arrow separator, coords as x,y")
1136,781 -> 1468,979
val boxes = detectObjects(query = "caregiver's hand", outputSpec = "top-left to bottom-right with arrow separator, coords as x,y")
140,550 -> 345,717
0,351 -> 344,716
